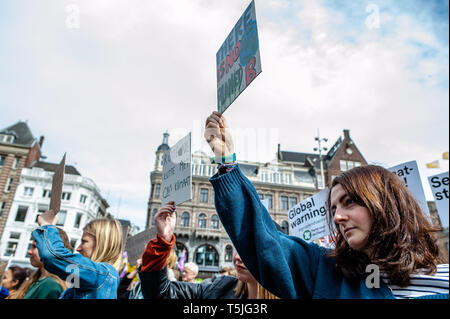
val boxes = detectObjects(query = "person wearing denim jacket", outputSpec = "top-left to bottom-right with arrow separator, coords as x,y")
33,210 -> 123,299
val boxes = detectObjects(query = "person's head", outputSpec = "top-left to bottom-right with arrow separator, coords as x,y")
327,165 -> 442,286
2,266 -> 27,292
182,262 -> 198,283
232,251 -> 255,284
29,227 -> 72,268
77,218 -> 123,271
219,266 -> 233,276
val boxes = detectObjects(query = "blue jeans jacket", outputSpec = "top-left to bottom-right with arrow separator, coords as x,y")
32,225 -> 120,299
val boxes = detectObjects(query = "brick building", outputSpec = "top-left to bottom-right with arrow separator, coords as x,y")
0,122 -> 43,240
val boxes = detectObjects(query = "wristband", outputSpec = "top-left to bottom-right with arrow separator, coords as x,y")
213,153 -> 236,164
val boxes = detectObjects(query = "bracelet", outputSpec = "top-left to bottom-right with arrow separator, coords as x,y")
213,153 -> 236,164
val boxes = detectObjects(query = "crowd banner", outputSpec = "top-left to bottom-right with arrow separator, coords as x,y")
161,132 -> 192,206
389,160 -> 430,216
427,171 -> 449,229
288,188 -> 330,243
216,0 -> 262,113
124,228 -> 157,266
49,153 -> 66,214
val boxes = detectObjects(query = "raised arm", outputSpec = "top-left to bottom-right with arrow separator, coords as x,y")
204,111 -> 325,299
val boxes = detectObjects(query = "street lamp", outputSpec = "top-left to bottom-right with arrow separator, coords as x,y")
314,129 -> 328,189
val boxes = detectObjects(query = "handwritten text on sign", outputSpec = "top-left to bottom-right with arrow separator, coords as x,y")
288,188 -> 330,242
161,133 -> 192,205
428,172 -> 449,229
216,0 -> 262,113
389,160 -> 429,216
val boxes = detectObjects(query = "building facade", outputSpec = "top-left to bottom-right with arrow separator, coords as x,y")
0,161 -> 110,268
146,130 -> 367,278
0,122 -> 43,240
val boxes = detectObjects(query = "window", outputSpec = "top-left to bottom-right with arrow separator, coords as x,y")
211,214 -> 219,229
4,232 -> 20,257
258,193 -> 264,200
0,134 -> 14,143
56,210 -> 67,227
339,160 -> 361,171
154,184 -> 161,199
0,155 -> 5,166
12,158 -> 20,169
42,189 -> 51,198
284,174 -> 292,184
181,212 -> 190,227
317,174 -> 324,189
340,160 -> 347,171
80,195 -> 87,204
23,187 -> 34,197
15,206 -> 28,222
74,212 -> 83,229
289,197 -> 297,209
281,196 -> 289,211
198,213 -> 207,228
194,245 -> 219,267
70,239 -> 78,250
354,161 -> 361,167
347,161 -> 354,169
200,188 -> 209,203
265,194 -> 273,209
62,192 -> 71,201
151,209 -> 158,225
0,202 -> 6,218
5,178 -> 13,192
225,245 -> 233,262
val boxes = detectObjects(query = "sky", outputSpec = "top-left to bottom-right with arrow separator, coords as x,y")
1,0 -> 448,231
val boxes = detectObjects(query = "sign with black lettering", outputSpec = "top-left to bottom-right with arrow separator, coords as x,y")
427,171 -> 449,228
389,161 -> 429,216
287,188 -> 330,242
161,133 -> 192,205
216,0 -> 262,113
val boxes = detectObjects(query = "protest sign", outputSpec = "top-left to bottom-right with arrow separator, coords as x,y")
288,188 -> 330,243
428,171 -> 449,229
389,160 -> 429,215
49,153 -> 66,214
216,0 -> 262,113
124,228 -> 157,266
161,133 -> 192,206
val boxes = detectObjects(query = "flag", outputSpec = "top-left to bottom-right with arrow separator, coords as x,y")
443,152 -> 449,160
426,160 -> 440,169
177,249 -> 186,272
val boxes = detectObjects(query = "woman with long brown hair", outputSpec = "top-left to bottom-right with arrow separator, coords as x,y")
204,111 -> 448,299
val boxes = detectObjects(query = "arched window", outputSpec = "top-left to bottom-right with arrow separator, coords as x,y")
281,220 -> 289,235
211,214 -> 219,229
176,242 -> 189,263
224,245 -> 233,262
181,212 -> 190,227
151,208 -> 158,225
198,213 -> 207,228
194,244 -> 219,267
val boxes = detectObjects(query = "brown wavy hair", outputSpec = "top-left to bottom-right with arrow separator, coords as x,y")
326,165 -> 443,287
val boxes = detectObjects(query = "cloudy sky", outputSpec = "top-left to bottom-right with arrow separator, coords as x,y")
1,0 -> 448,231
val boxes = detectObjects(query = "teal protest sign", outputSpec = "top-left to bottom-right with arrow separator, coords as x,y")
216,0 -> 262,113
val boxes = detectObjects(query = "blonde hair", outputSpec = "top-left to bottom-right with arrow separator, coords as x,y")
234,281 -> 279,299
83,218 -> 123,272
167,249 -> 177,270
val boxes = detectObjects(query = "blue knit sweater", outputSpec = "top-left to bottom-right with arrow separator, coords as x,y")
209,164 -> 395,299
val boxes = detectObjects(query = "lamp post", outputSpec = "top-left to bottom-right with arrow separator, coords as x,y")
313,129 -> 328,189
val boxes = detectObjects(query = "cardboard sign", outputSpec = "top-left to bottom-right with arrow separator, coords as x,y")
288,188 -> 330,242
124,227 -> 157,266
49,153 -> 66,214
216,0 -> 262,113
428,172 -> 449,229
161,133 -> 192,206
389,161 -> 430,216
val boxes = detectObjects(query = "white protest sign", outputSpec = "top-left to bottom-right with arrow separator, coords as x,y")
288,188 -> 330,242
389,161 -> 429,215
161,132 -> 192,206
428,171 -> 449,229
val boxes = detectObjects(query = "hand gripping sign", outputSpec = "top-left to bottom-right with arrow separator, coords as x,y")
216,0 -> 262,113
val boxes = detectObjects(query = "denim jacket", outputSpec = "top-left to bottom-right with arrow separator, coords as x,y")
32,225 -> 120,299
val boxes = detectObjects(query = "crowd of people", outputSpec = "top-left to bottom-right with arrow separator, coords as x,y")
0,111 -> 448,300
